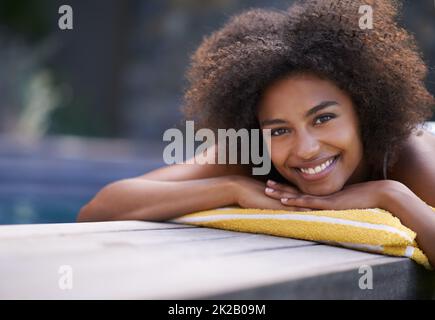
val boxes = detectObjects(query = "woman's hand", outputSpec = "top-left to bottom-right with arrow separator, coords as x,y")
230,176 -> 312,211
264,179 -> 398,210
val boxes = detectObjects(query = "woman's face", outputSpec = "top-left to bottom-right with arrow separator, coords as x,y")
258,73 -> 368,195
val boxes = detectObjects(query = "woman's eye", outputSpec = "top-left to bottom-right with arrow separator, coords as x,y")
271,128 -> 289,136
314,114 -> 335,125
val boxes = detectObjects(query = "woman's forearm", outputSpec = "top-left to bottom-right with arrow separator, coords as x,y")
381,184 -> 435,268
77,176 -> 238,222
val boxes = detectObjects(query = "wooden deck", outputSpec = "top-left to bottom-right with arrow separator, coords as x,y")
0,220 -> 434,299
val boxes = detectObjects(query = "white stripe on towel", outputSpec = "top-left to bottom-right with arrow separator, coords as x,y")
404,246 -> 415,258
173,213 -> 413,243
328,241 -> 384,253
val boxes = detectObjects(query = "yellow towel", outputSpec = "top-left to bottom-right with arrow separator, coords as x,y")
172,207 -> 435,270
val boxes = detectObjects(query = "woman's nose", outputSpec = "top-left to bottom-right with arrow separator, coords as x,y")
293,131 -> 320,160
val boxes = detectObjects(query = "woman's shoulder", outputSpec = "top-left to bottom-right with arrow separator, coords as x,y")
388,128 -> 435,203
390,128 -> 435,179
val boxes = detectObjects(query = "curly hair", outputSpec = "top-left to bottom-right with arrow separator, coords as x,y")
182,0 -> 434,180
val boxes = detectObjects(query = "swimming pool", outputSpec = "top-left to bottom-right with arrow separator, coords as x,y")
0,146 -> 163,224
0,196 -> 88,224
0,164 -> 160,225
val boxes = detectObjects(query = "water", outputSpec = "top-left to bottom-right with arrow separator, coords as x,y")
0,150 -> 165,225
0,195 -> 90,224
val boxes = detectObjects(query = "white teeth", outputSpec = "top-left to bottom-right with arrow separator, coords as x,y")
299,157 -> 335,175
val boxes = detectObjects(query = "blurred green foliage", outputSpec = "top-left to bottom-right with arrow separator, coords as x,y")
0,0 -> 52,42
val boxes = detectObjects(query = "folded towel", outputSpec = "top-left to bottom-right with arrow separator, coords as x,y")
172,207 -> 435,270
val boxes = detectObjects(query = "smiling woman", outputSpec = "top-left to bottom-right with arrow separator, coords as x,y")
257,73 -> 368,196
78,0 -> 435,267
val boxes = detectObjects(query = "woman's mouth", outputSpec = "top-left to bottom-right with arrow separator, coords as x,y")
294,155 -> 340,182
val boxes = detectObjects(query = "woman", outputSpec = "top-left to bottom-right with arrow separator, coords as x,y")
78,1 -> 435,265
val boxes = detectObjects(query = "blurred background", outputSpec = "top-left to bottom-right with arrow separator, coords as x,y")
0,0 -> 434,224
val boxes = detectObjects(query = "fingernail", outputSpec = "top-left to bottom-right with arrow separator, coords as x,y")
281,198 -> 288,202
267,180 -> 277,185
265,187 -> 274,193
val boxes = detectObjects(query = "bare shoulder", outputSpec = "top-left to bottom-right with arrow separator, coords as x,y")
389,129 -> 435,204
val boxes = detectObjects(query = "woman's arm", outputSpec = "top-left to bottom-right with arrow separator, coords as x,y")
77,174 -> 310,222
380,182 -> 435,268
77,146 -> 247,221
381,132 -> 435,266
77,176 -> 238,222
265,179 -> 435,267
77,144 -> 249,222
77,143 -> 307,222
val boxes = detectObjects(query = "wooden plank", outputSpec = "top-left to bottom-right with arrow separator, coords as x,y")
0,242 -> 405,299
0,220 -> 192,239
0,228 -> 315,258
206,258 -> 435,299
2,221 -> 428,299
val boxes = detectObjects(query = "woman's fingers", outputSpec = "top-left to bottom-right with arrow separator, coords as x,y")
266,180 -> 300,194
264,180 -> 328,211
264,187 -> 283,199
264,186 -> 298,200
